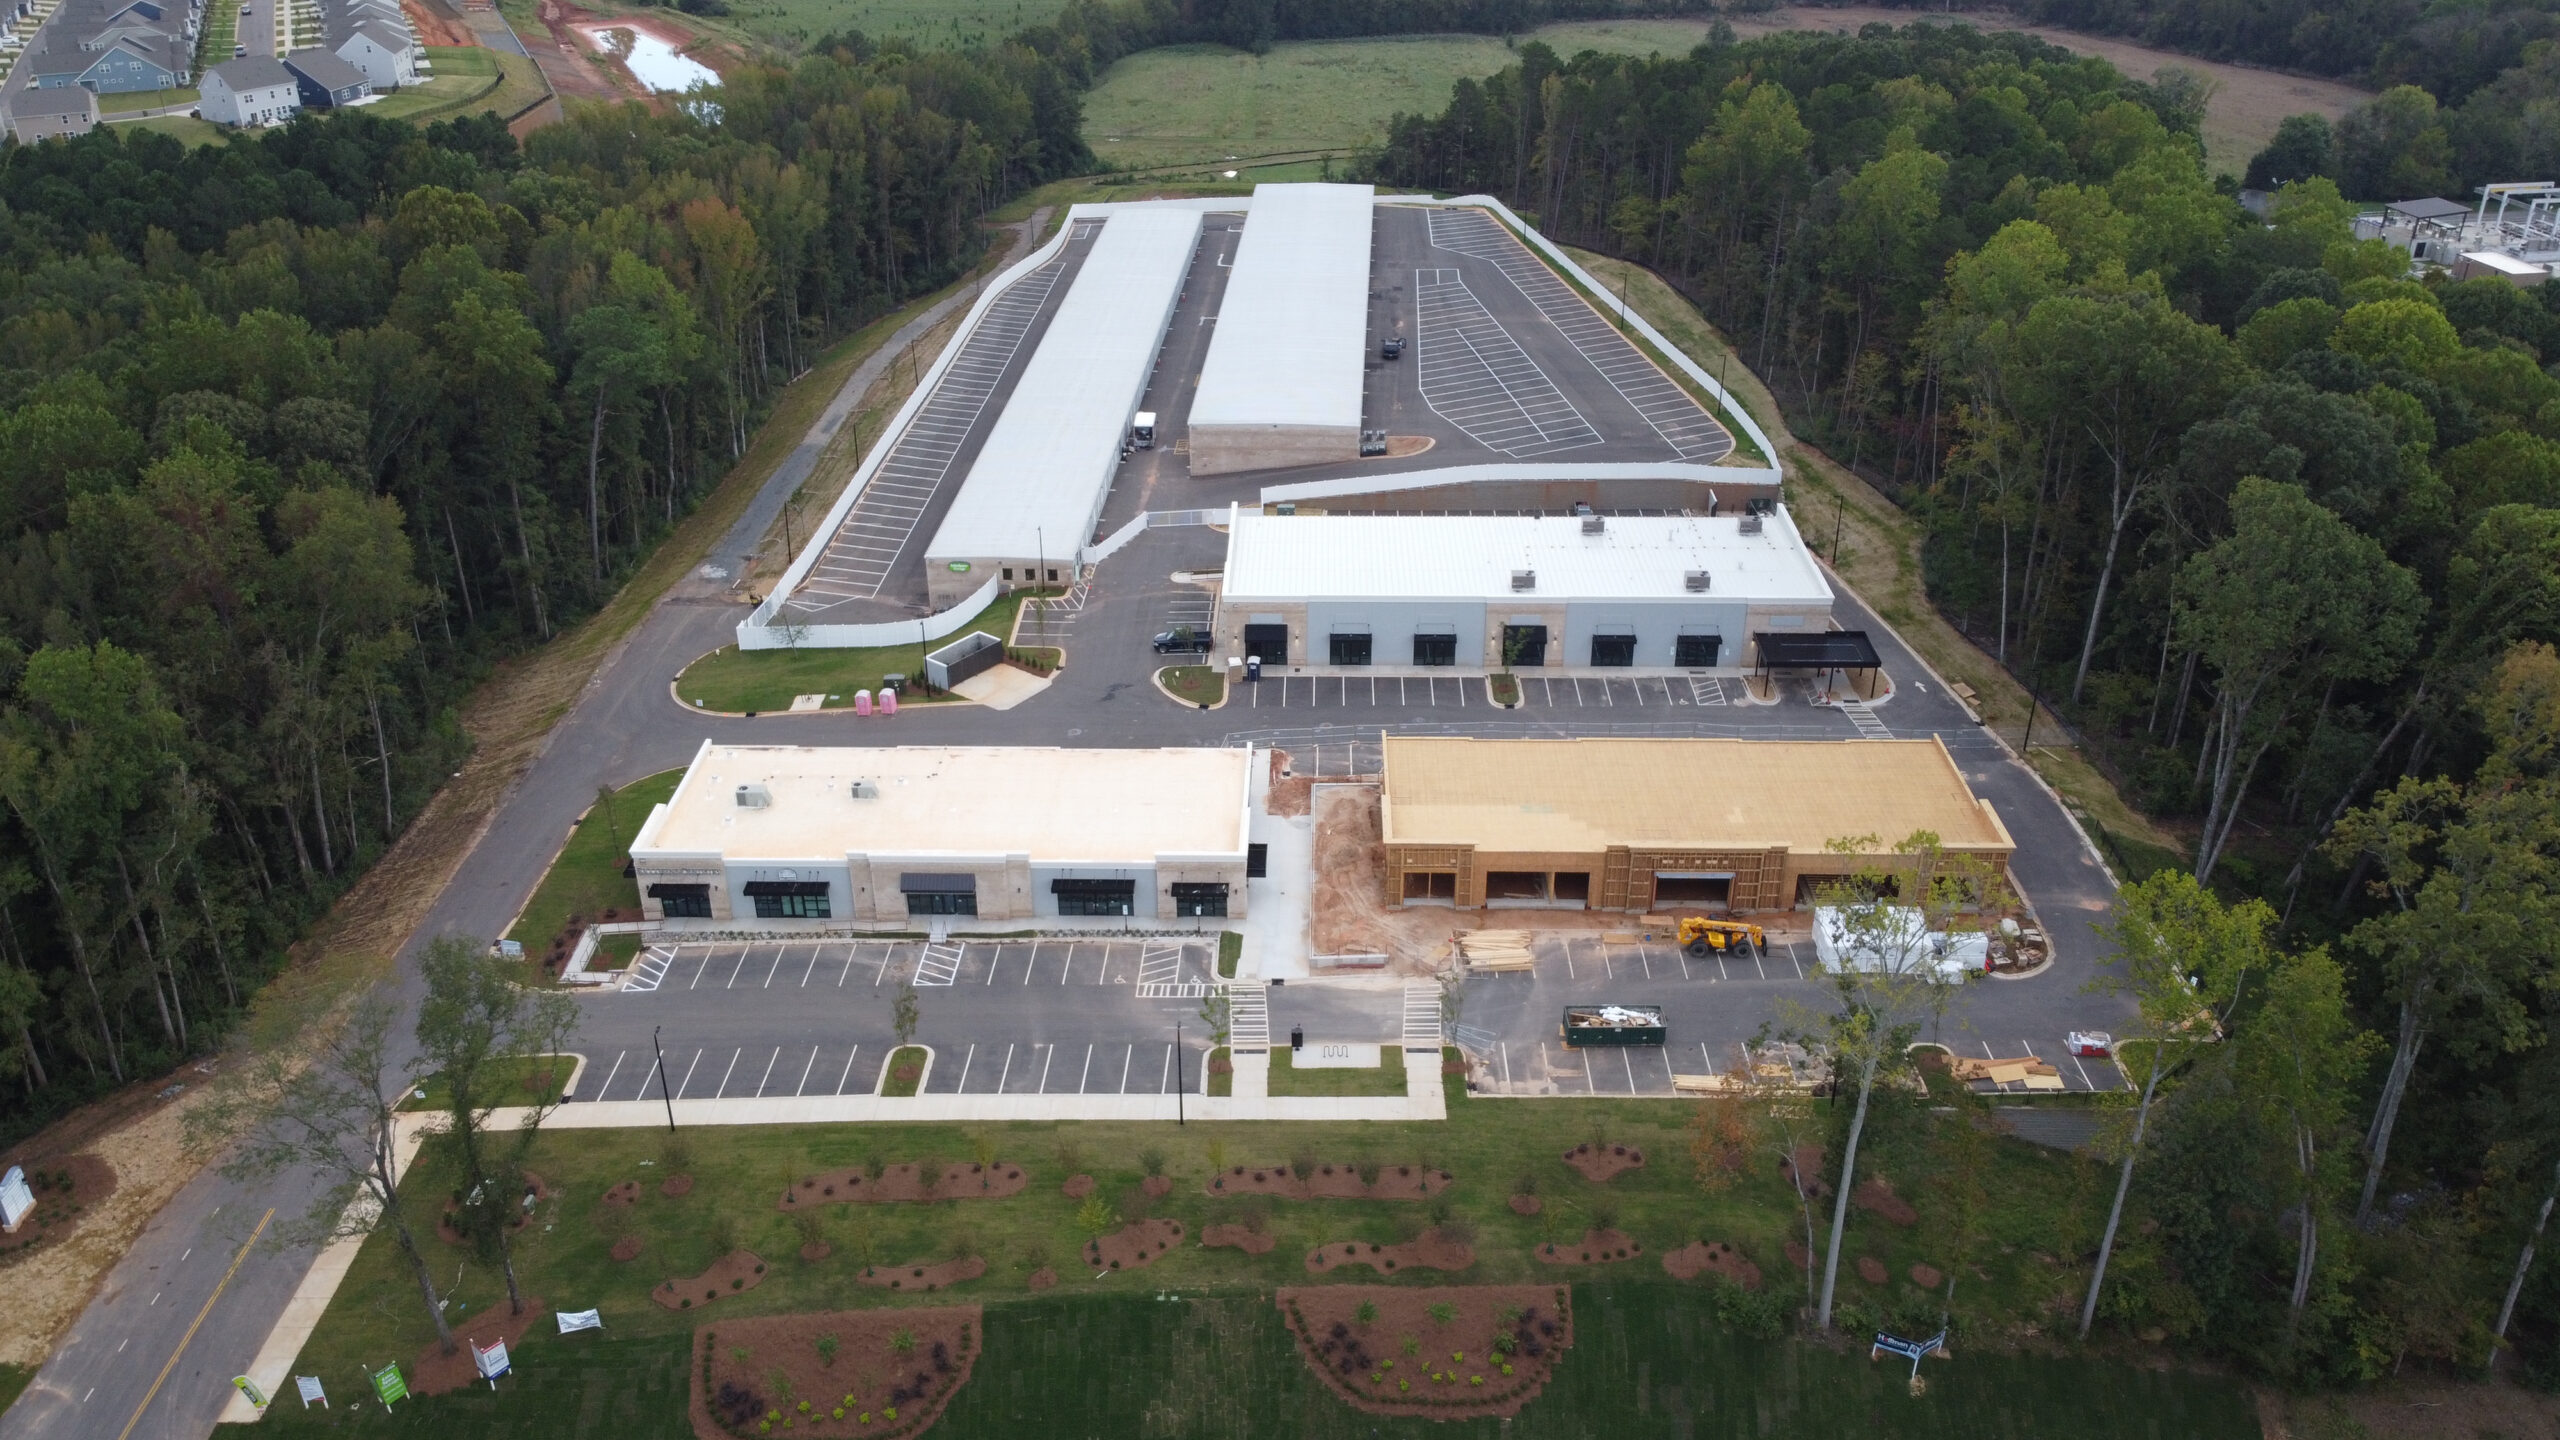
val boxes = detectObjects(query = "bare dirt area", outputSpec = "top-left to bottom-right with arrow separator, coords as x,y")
1203,1222 -> 1278,1254
1278,1285 -> 1572,1419
612,1234 -> 646,1262
859,1256 -> 986,1291
691,1306 -> 979,1440
1027,1267 -> 1056,1289
1714,5 -> 2369,175
1562,1142 -> 1646,1183
663,1173 -> 696,1197
1207,1161 -> 1452,1201
1305,1229 -> 1476,1276
1060,1173 -> 1094,1198
1662,1240 -> 1764,1288
411,1294 -> 543,1396
1084,1218 -> 1184,1271
403,0 -> 473,47
0,1154 -> 115,1261
1853,1176 -> 1921,1227
1536,1229 -> 1643,1266
603,1179 -> 641,1206
655,1250 -> 767,1310
1267,748 -> 1313,818
531,0 -> 635,103
779,1160 -> 1025,1208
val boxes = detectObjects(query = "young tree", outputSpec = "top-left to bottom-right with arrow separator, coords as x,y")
1798,830 -> 2003,1330
2233,945 -> 2375,1324
892,979 -> 920,1049
2079,871 -> 2264,1338
415,935 -> 580,1316
193,987 -> 456,1352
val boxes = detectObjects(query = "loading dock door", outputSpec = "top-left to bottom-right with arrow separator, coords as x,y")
1243,623 -> 1289,666
1502,624 -> 1547,667
1654,872 -> 1733,908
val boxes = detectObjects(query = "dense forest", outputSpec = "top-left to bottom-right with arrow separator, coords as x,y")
1374,21 -> 2560,1383
0,35 -> 1095,1144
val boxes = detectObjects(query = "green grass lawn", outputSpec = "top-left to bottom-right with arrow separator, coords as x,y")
365,46 -> 504,122
400,1054 -> 578,1112
1269,1047 -> 1409,1097
98,87 -> 197,114
881,1045 -> 928,1097
1217,931 -> 1241,979
0,1364 -> 31,1423
503,769 -> 684,952
110,114 -> 230,146
1158,664 -> 1223,706
675,590 -> 1054,713
1206,1046 -> 1233,1096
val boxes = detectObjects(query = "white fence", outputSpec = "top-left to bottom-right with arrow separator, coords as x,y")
737,576 -> 999,653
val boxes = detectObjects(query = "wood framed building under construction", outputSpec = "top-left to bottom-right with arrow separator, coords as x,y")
1378,736 -> 2012,914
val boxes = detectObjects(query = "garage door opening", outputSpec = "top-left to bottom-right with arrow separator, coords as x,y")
1402,871 -> 1457,904
1653,873 -> 1732,909
1590,633 -> 1636,667
1553,872 -> 1592,904
1052,877 -> 1136,917
1795,873 -> 1900,906
1484,871 -> 1549,905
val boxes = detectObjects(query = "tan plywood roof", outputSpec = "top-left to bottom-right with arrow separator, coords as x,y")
1380,737 -> 2010,856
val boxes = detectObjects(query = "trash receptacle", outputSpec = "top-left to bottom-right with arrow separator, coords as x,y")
1290,1024 -> 1303,1051
1246,655 -> 1263,682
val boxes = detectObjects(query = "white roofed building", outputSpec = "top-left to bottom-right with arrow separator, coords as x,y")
1187,182 -> 1375,474
1213,505 -> 1833,673
921,208 -> 1204,605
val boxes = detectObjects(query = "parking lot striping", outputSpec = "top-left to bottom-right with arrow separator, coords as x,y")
1037,1043 -> 1056,1094
1783,942 -> 1805,979
764,951 -> 784,988
1624,1051 -> 1639,1094
839,948 -> 857,986
714,1048 -> 742,1099
802,947 -> 820,986
996,1044 -> 1015,1093
755,1047 -> 781,1097
596,1051 -> 625,1101
1060,944 -> 1075,986
1426,209 -> 1735,462
1023,941 -> 1040,985
1078,1044 -> 1094,1094
795,1045 -> 820,1095
1158,1044 -> 1172,1092
1412,267 -> 1603,457
872,945 -> 894,986
727,951 -> 748,989
2064,1045 -> 2097,1091
691,950 -> 712,989
956,1044 -> 976,1092
1119,1045 -> 1134,1093
675,1048 -> 703,1099
837,1046 -> 860,1095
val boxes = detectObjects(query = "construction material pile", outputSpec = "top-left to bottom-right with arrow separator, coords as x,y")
1454,930 -> 1535,972
1947,1054 -> 2064,1090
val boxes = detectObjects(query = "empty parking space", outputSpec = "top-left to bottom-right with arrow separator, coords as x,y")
1235,673 -> 1724,712
1413,267 -> 1602,457
620,938 -> 1211,997
1426,209 -> 1735,463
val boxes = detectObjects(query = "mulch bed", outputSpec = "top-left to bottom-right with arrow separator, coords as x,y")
611,1234 -> 645,1263
1534,1228 -> 1642,1266
1206,1163 -> 1452,1201
602,1181 -> 642,1207
1304,1229 -> 1474,1276
1857,1256 -> 1888,1284
662,1174 -> 695,1197
1661,1241 -> 1762,1289
800,1241 -> 832,1262
1061,1174 -> 1095,1198
690,1305 -> 980,1440
1562,1143 -> 1645,1183
1027,1267 -> 1057,1290
1780,1146 -> 1829,1199
859,1256 -> 986,1292
654,1250 -> 766,1310
780,1161 -> 1025,1209
1910,1263 -> 1944,1289
1140,1175 -> 1173,1198
1785,1239 -> 1811,1271
1852,1177 -> 1919,1227
1202,1223 -> 1278,1255
410,1294 -> 543,1397
0,1153 -> 116,1257
1507,1195 -> 1542,1215
1085,1219 -> 1184,1272
436,1172 -> 552,1246
1277,1285 -> 1572,1419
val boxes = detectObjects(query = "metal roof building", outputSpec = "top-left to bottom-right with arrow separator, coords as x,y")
1188,183 -> 1375,475
1212,506 -> 1833,671
922,208 -> 1204,605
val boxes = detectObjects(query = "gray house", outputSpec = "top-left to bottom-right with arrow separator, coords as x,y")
282,46 -> 369,106
6,87 -> 98,142
199,55 -> 299,126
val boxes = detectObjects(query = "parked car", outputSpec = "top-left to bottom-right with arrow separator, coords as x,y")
1380,335 -> 1405,360
1152,629 -> 1211,654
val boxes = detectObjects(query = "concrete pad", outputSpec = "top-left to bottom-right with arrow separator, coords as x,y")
789,693 -> 826,712
1242,758 -> 1313,980
953,665 -> 1049,710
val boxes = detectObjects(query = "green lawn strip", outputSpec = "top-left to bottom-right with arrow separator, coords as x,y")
113,115 -> 230,146
881,1046 -> 928,1097
1206,1046 -> 1233,1096
595,933 -> 642,970
503,769 -> 684,952
1216,931 -> 1241,979
1488,674 -> 1520,707
1158,664 -> 1223,705
0,1363 -> 30,1420
674,591 -> 1049,713
257,1332 -> 694,1438
366,62 -> 504,124
1268,1048 -> 1406,1097
98,87 -> 197,114
399,1054 -> 576,1113
424,43 -> 499,76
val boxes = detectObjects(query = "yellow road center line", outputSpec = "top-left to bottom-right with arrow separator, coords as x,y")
117,1206 -> 274,1440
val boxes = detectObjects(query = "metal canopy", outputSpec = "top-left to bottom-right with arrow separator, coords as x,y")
1753,630 -> 1882,670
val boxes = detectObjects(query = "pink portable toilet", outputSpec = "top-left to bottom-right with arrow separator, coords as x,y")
854,690 -> 872,716
879,688 -> 898,715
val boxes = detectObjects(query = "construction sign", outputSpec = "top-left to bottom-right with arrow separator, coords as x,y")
372,1362 -> 408,1410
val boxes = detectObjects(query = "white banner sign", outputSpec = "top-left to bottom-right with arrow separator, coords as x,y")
556,1309 -> 603,1334
0,1167 -> 32,1232
295,1376 -> 327,1409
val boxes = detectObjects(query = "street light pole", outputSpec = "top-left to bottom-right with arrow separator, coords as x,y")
652,1025 -> 676,1132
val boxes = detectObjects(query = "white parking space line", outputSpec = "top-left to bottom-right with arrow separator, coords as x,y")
1624,1051 -> 1638,1094
795,1046 -> 819,1095
957,1044 -> 976,1092
596,1051 -> 625,1101
727,951 -> 748,989
997,1044 -> 1015,1093
714,1048 -> 741,1098
1119,1045 -> 1133,1093
873,945 -> 894,987
754,1047 -> 781,1096
1783,942 -> 1805,979
801,948 -> 819,987
691,951 -> 713,990
1037,1044 -> 1056,1093
837,1046 -> 860,1094
1413,266 -> 1601,456
764,951 -> 783,988
676,1048 -> 703,1098
1158,1044 -> 1172,1092
1060,944 -> 1075,986
1024,941 -> 1040,985
1078,1044 -> 1094,1093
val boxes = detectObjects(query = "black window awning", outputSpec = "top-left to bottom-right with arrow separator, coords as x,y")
742,880 -> 829,897
899,872 -> 975,894
647,882 -> 710,898
1051,878 -> 1135,897
1170,882 -> 1229,899
1754,630 -> 1882,669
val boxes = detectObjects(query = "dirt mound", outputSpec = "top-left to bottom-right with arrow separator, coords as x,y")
437,1172 -> 552,1246
690,1305 -> 979,1440
1661,1241 -> 1761,1289
601,1180 -> 641,1207
781,1160 -> 1025,1208
1508,1195 -> 1542,1215
1562,1143 -> 1645,1183
661,1173 -> 694,1197
859,1256 -> 985,1292
1278,1285 -> 1572,1418
610,1234 -> 644,1263
1910,1263 -> 1943,1290
1785,1239 -> 1811,1271
1027,1267 -> 1057,1290
1857,1256 -> 1888,1284
1305,1229 -> 1474,1276
1267,749 -> 1313,817
1203,1224 -> 1278,1254
410,1294 -> 542,1396
1853,1177 -> 1919,1227
1061,1174 -> 1095,1198
1085,1219 -> 1184,1271
1207,1162 -> 1451,1201
800,1241 -> 832,1262
1141,1175 -> 1173,1198
1536,1229 -> 1643,1265
653,1250 -> 765,1310
1779,1146 -> 1829,1199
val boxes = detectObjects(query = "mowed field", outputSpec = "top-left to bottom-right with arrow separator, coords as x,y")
1077,11 -> 2369,180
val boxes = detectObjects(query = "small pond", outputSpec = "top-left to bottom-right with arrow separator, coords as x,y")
577,24 -> 717,94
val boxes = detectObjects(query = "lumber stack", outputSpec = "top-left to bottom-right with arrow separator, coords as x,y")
1947,1055 -> 2061,1085
1454,930 -> 1536,972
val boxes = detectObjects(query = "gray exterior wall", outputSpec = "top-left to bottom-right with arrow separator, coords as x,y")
1306,599 -> 1484,666
1559,599 -> 1748,667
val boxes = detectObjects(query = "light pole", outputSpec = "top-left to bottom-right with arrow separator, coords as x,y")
652,1025 -> 676,1132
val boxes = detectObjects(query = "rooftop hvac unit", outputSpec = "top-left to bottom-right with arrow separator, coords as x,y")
734,783 -> 771,809
1685,570 -> 1711,592
1738,514 -> 1764,535
1511,569 -> 1536,591
849,780 -> 878,799
1581,515 -> 1606,535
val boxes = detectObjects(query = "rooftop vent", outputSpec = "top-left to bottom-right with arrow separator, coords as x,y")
1581,515 -> 1606,535
1510,569 -> 1537,591
850,779 -> 878,799
1738,514 -> 1764,536
1685,569 -> 1711,592
734,783 -> 771,809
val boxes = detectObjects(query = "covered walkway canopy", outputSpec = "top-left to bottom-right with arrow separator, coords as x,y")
1754,629 -> 1882,696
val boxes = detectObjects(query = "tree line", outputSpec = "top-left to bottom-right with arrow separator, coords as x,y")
0,28 -> 1098,1146
1374,22 -> 2560,1383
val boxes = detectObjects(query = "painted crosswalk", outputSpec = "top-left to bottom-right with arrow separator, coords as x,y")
1225,983 -> 1270,1052
912,941 -> 966,986
1402,983 -> 1444,1052
1837,697 -> 1892,738
621,946 -> 675,993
